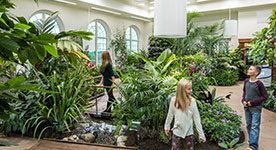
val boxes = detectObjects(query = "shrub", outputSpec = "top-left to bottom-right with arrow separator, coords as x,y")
198,100 -> 242,142
263,88 -> 276,111
210,69 -> 239,86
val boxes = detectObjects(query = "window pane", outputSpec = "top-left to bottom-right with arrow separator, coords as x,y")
98,51 -> 104,64
97,38 -> 107,51
88,21 -> 96,34
29,13 -> 43,22
126,40 -> 131,51
125,28 -> 131,40
97,23 -> 106,37
29,12 -> 60,34
131,41 -> 138,52
131,28 -> 138,40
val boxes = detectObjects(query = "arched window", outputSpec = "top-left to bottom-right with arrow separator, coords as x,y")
29,10 -> 64,34
125,26 -> 139,52
87,20 -> 109,64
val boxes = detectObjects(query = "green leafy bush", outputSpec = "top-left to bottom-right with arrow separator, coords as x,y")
22,67 -> 92,139
198,101 -> 242,142
263,87 -> 276,111
113,67 -> 177,129
210,69 -> 239,86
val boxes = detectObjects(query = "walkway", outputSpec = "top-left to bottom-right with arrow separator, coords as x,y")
212,81 -> 276,150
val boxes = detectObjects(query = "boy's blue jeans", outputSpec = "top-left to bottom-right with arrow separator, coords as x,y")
244,108 -> 261,150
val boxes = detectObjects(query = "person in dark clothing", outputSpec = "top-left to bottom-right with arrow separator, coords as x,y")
98,51 -> 116,112
241,65 -> 268,150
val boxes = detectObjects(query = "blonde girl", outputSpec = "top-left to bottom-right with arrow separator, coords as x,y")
98,51 -> 116,112
164,79 -> 206,150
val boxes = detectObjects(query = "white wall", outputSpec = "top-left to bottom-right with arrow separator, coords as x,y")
238,5 -> 276,39
10,0 -> 153,52
191,5 -> 276,49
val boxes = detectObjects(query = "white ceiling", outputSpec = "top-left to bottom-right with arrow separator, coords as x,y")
52,0 -> 276,21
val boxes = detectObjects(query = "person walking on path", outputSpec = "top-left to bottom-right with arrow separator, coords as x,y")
98,51 -> 116,112
164,79 -> 206,150
242,65 -> 268,150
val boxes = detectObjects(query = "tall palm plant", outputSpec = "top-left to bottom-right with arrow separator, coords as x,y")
32,11 -> 91,67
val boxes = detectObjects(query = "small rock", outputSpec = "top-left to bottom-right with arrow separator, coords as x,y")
80,133 -> 96,143
68,136 -> 74,141
72,135 -> 78,139
117,136 -> 127,147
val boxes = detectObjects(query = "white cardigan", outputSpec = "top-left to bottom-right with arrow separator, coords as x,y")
164,97 -> 206,140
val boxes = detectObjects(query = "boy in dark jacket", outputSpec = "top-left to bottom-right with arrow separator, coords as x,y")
242,65 -> 268,150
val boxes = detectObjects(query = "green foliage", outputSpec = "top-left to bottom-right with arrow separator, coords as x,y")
0,0 -> 15,12
263,87 -> 276,110
198,101 -> 242,142
210,69 -> 239,86
229,49 -> 247,80
218,137 -> 246,150
147,36 -> 175,59
174,16 -> 228,57
0,57 -> 16,78
22,67 -> 92,139
247,8 -> 276,64
110,29 -> 127,70
0,76 -> 52,121
0,11 -> 92,67
133,49 -> 177,78
113,67 -> 177,129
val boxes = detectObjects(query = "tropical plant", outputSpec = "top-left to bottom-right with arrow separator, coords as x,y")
113,67 -> 177,130
0,76 -> 52,121
22,66 -> 92,139
31,11 -> 91,68
247,8 -> 276,65
210,69 -> 239,86
218,137 -> 246,150
0,57 -> 16,78
263,87 -> 276,111
0,10 -> 92,67
147,36 -> 175,59
110,29 -> 127,70
133,49 -> 177,78
174,12 -> 228,57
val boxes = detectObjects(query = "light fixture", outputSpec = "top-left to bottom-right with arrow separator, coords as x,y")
130,16 -> 150,22
54,0 -> 76,5
150,1 -> 155,4
149,6 -> 154,10
224,8 -> 237,38
91,7 -> 121,16
154,0 -> 187,38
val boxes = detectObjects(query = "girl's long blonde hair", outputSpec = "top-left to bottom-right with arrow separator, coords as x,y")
174,79 -> 192,112
101,51 -> 112,68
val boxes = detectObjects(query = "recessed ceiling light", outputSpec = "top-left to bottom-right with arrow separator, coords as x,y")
91,7 -> 121,15
150,1 -> 154,4
130,16 -> 150,22
149,6 -> 154,10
